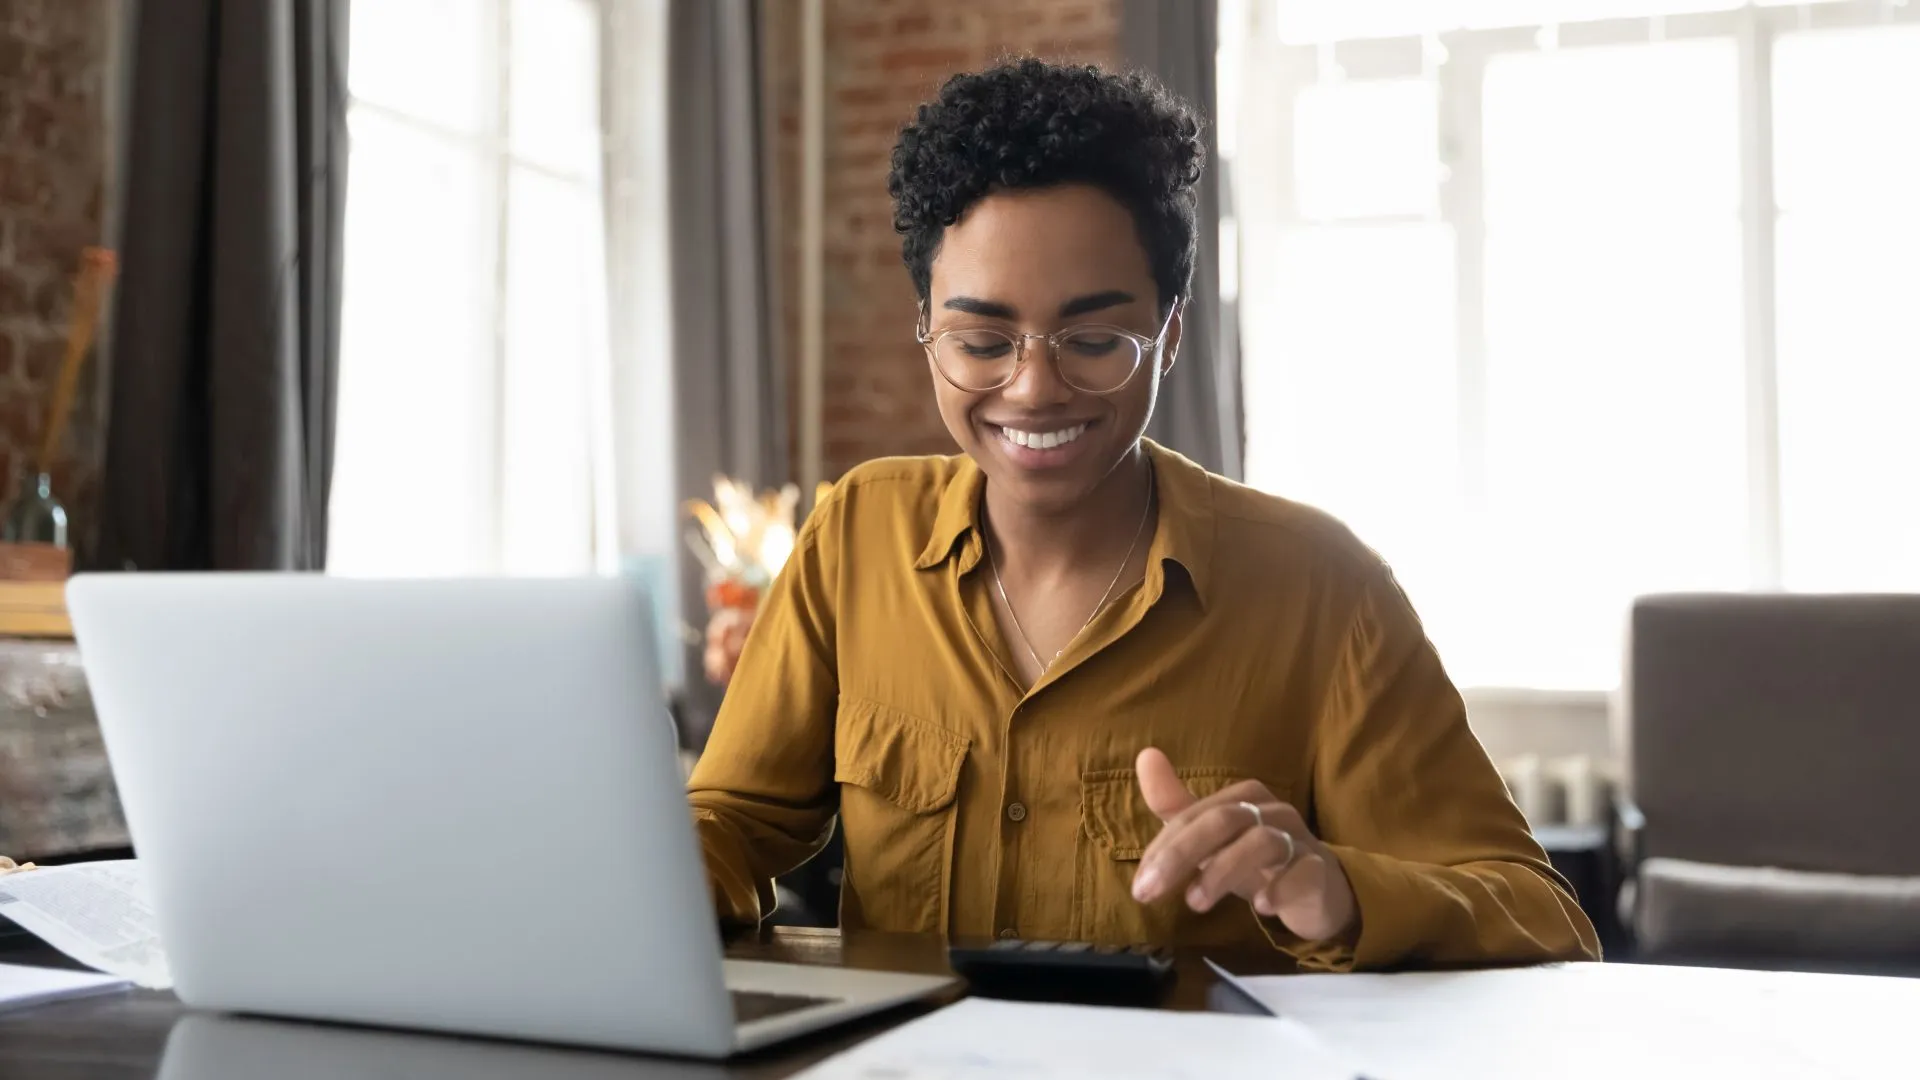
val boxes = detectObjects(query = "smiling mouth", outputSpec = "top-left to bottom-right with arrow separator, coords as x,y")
993,422 -> 1091,451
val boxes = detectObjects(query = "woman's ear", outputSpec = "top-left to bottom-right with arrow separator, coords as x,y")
1159,298 -> 1187,376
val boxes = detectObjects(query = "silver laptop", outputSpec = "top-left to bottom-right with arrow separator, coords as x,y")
67,573 -> 952,1058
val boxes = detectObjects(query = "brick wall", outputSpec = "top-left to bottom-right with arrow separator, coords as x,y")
765,0 -> 1121,481
0,0 -> 113,548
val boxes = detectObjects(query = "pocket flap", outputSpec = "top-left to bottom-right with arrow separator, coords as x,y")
1080,767 -> 1254,860
834,698 -> 968,815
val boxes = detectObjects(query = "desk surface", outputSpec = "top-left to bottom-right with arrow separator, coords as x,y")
0,928 -> 1287,1079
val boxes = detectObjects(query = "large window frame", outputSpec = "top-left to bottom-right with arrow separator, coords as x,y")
1228,0 -> 1920,692
332,0 -> 613,578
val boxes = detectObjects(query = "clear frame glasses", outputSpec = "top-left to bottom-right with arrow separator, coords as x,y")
915,303 -> 1178,394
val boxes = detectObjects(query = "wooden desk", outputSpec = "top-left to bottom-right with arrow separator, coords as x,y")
0,928 -> 1287,1079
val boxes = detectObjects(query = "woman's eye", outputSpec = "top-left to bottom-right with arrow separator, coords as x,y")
1064,334 -> 1122,356
950,332 -> 1014,359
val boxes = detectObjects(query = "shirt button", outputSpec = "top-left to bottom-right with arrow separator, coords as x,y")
998,928 -> 1019,940
1006,802 -> 1028,823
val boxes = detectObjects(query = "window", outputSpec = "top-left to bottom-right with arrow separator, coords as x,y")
1225,0 -> 1920,690
331,0 -> 611,577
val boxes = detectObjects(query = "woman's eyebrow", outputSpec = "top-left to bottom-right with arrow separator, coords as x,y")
1058,290 -> 1135,318
941,296 -> 1017,319
939,290 -> 1136,320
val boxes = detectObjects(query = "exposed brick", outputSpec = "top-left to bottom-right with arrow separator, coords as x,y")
0,153 -> 55,209
0,0 -> 110,551
23,333 -> 63,383
30,276 -> 64,323
877,46 -> 972,74
12,217 -> 89,271
763,0 -> 1120,478
0,266 -> 32,321
0,37 -> 28,79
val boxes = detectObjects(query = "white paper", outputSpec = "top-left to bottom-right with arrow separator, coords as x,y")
1234,962 -> 1920,1080
791,997 -> 1359,1080
0,860 -> 172,989
0,962 -> 131,1012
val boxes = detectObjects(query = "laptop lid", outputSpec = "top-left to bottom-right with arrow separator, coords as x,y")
68,573 -> 738,1057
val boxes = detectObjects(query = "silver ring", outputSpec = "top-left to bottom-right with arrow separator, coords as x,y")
1237,800 -> 1263,831
1275,828 -> 1296,871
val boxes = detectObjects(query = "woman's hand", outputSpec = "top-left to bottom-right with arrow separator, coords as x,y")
1130,747 -> 1357,942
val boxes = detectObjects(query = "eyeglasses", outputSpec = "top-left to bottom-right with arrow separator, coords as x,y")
914,303 -> 1178,395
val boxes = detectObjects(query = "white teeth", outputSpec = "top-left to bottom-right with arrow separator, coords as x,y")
1001,423 -> 1088,450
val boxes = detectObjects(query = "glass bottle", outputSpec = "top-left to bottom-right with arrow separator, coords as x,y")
3,471 -> 69,549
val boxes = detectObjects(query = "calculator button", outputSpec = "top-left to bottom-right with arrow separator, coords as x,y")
1025,941 -> 1059,952
989,938 -> 1024,950
1056,941 -> 1092,953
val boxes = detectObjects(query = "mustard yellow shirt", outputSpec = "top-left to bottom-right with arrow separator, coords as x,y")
688,441 -> 1599,970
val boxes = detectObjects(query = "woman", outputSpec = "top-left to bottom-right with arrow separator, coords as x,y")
687,59 -> 1598,969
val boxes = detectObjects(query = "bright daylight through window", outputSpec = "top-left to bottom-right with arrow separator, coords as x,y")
330,0 -> 611,578
1224,0 -> 1920,690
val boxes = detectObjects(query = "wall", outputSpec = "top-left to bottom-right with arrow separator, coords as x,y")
765,0 -> 1122,481
0,0 -> 114,548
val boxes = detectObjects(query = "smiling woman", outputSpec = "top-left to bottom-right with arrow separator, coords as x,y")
685,58 -> 1598,969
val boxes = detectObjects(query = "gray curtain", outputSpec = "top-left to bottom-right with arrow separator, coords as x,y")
94,0 -> 346,572
668,0 -> 787,739
1122,0 -> 1243,480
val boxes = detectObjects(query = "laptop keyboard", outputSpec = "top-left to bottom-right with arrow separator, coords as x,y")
731,988 -> 839,1025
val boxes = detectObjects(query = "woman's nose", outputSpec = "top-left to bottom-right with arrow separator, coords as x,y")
997,337 -> 1075,407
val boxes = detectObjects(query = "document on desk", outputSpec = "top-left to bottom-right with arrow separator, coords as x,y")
0,963 -> 131,1013
0,860 -> 172,989
1225,961 -> 1919,1080
791,997 -> 1360,1080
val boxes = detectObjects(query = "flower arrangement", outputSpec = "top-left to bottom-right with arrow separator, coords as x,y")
684,477 -> 831,685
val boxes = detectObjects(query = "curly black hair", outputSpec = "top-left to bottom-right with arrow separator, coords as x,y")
887,58 -> 1205,316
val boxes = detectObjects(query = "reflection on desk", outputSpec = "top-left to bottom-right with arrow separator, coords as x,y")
0,928 -> 1298,1080
157,1012 -> 723,1080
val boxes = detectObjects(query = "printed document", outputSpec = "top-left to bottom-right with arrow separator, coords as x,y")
0,860 -> 171,989
1225,962 -> 1920,1080
791,996 -> 1358,1080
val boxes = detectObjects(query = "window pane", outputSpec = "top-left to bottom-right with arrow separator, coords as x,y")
349,0 -> 493,134
1294,80 -> 1439,220
1774,25 -> 1920,214
1773,26 -> 1920,592
501,167 -> 601,575
1476,223 -> 1748,687
1243,224 -> 1461,628
1474,40 -> 1746,689
509,0 -> 602,176
331,111 -> 499,576
1484,41 -> 1738,222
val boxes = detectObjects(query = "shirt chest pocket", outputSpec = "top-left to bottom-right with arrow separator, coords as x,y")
1077,767 -> 1292,945
834,698 -> 969,934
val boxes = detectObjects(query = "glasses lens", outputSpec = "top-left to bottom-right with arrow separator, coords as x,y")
1056,327 -> 1144,393
932,328 -> 1019,390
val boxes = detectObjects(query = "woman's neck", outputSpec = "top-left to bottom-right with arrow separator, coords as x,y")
982,444 -> 1154,585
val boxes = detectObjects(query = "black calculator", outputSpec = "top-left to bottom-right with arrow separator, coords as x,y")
947,939 -> 1175,1002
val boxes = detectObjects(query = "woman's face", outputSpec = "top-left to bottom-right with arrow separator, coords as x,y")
924,183 -> 1180,516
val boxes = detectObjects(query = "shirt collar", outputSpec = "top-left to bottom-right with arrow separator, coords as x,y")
913,453 -> 987,572
911,440 -> 1217,609
1142,440 -> 1216,610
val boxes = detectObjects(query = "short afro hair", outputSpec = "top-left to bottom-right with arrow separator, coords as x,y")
887,58 -> 1205,317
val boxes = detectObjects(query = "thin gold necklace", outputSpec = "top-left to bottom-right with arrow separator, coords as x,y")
986,462 -> 1155,673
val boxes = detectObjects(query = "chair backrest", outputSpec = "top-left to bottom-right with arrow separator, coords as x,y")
1624,593 -> 1920,877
